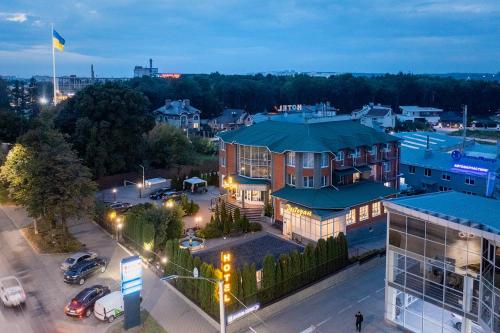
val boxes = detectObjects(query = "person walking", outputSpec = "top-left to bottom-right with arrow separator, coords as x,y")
355,311 -> 364,331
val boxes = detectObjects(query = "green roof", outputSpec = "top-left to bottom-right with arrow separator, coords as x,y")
218,120 -> 399,153
272,181 -> 398,210
233,175 -> 270,186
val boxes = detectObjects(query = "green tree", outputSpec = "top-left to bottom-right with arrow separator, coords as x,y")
223,211 -> 233,235
0,127 -> 96,242
142,222 -> 155,252
146,124 -> 195,168
261,254 -> 276,303
233,207 -> 241,231
303,244 -> 315,283
55,82 -> 154,177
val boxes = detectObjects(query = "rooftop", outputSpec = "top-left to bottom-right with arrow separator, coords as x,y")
153,99 -> 200,116
211,108 -> 248,124
400,106 -> 443,112
395,131 -> 469,151
195,234 -> 303,270
219,120 -> 399,153
272,181 -> 398,210
386,191 -> 500,234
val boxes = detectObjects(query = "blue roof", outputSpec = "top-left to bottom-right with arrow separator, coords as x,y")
395,131 -> 466,151
400,146 -> 500,175
387,191 -> 500,233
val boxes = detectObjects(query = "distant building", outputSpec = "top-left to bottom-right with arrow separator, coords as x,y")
153,99 -> 201,130
397,131 -> 500,198
398,106 -> 443,125
384,191 -> 500,333
208,108 -> 253,131
134,59 -> 158,78
352,103 -> 396,130
253,102 -> 345,124
437,111 -> 463,129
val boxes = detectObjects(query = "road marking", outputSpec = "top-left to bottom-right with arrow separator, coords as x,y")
338,304 -> 352,314
376,287 -> 385,293
357,295 -> 370,303
316,316 -> 332,327
248,327 -> 257,333
300,325 -> 316,333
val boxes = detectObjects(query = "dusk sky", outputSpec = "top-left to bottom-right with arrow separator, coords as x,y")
1,0 -> 499,77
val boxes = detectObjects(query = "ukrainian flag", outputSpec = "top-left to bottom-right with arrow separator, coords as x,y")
53,30 -> 65,51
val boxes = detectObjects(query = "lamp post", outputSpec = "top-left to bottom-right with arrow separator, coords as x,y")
112,188 -> 117,202
138,164 -> 145,188
137,183 -> 143,198
195,215 -> 202,229
116,216 -> 122,240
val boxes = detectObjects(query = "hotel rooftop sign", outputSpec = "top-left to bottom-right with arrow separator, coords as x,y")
274,104 -> 303,112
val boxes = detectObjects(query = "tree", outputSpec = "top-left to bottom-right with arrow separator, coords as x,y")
55,82 -> 154,177
146,124 -> 195,168
0,110 -> 28,142
223,211 -> 233,235
261,254 -> 276,303
233,207 -> 241,231
0,126 -> 96,240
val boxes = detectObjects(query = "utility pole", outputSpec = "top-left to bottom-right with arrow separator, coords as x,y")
462,105 -> 467,152
219,279 -> 226,333
139,164 -> 145,187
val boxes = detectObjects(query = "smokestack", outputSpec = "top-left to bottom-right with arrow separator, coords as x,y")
149,58 -> 153,76
91,64 -> 95,81
462,105 -> 467,152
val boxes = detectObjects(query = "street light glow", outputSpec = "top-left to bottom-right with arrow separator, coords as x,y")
39,97 -> 48,105
117,223 -> 123,230
137,183 -> 143,188
112,188 -> 117,193
161,257 -> 167,264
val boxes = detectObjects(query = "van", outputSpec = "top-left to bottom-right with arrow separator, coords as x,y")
93,291 -> 124,323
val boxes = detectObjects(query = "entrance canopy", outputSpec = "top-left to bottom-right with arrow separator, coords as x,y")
183,177 -> 208,192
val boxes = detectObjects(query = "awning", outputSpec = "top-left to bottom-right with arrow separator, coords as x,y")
335,168 -> 357,176
232,175 -> 270,191
354,165 -> 371,173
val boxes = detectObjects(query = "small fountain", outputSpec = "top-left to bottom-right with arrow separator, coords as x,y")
179,229 -> 205,252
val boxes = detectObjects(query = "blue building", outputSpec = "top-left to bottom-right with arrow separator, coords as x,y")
397,132 -> 500,198
384,191 -> 500,333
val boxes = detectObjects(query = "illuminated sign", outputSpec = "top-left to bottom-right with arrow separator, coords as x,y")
159,73 -> 181,79
452,163 -> 488,174
451,150 -> 496,163
285,204 -> 312,217
121,256 -> 143,295
227,303 -> 260,323
221,252 -> 232,304
274,104 -> 303,112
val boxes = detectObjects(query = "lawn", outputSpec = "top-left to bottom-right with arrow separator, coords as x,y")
0,183 -> 11,204
106,310 -> 167,333
449,130 -> 500,140
21,224 -> 83,254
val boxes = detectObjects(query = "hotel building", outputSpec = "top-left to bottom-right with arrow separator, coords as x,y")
217,120 -> 400,242
384,191 -> 500,333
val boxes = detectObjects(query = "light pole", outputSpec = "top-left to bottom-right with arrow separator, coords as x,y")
162,275 -> 225,333
116,216 -> 122,240
138,164 -> 145,188
137,183 -> 143,198
112,188 -> 117,202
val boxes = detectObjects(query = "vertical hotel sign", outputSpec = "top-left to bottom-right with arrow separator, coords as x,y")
221,251 -> 232,304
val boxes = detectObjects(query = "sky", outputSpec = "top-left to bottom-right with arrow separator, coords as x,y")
0,0 -> 499,77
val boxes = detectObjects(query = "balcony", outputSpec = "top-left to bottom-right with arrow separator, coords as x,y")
367,152 -> 381,164
382,149 -> 398,160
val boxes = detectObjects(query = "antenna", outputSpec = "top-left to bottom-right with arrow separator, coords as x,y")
462,105 -> 467,152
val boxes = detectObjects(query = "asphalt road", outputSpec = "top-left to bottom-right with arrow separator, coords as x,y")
245,259 -> 401,333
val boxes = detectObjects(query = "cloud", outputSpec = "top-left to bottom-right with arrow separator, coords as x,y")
0,12 -> 28,23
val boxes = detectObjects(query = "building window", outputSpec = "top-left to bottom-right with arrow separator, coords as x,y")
353,172 -> 360,183
359,205 -> 369,221
238,145 -> 271,179
351,148 -> 361,158
303,153 -> 314,168
220,140 -> 225,151
321,175 -> 328,187
408,165 -> 416,174
287,173 -> 296,186
424,168 -> 432,177
370,145 -> 378,155
287,152 -> 296,167
441,172 -> 451,181
335,151 -> 344,162
384,182 -> 391,187
465,176 -> 475,185
220,155 -> 226,167
384,143 -> 392,152
439,186 -> 451,192
321,153 -> 329,168
346,209 -> 356,225
338,175 -> 345,185
372,202 -> 381,217
303,176 -> 314,188
383,161 -> 391,172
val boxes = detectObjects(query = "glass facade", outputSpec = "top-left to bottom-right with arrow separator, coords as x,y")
385,211 -> 500,333
284,210 -> 341,241
238,145 -> 271,179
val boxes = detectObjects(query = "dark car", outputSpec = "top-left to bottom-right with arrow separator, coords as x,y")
162,191 -> 183,201
149,187 -> 172,200
108,202 -> 132,213
63,258 -> 107,285
65,285 -> 110,318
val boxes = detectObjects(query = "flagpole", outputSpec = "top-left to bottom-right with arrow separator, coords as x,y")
51,23 -> 57,106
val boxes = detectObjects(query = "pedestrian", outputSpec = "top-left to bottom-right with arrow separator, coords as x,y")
355,311 -> 364,332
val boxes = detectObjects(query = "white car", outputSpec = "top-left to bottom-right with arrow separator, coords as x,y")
0,276 -> 26,307
60,251 -> 97,271
449,313 -> 483,332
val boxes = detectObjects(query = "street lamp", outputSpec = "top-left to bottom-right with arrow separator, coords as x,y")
194,215 -> 202,228
161,257 -> 167,264
115,216 -> 122,240
39,97 -> 48,105
137,183 -> 143,198
112,188 -> 117,202
165,199 -> 174,208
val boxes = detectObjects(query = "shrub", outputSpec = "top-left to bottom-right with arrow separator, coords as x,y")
248,222 -> 262,232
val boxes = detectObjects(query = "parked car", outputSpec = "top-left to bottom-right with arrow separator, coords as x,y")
63,258 -> 107,285
449,313 -> 483,332
149,187 -> 172,200
60,251 -> 98,271
0,276 -> 26,307
162,191 -> 184,202
65,285 -> 110,318
94,291 -> 124,323
108,202 -> 132,213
